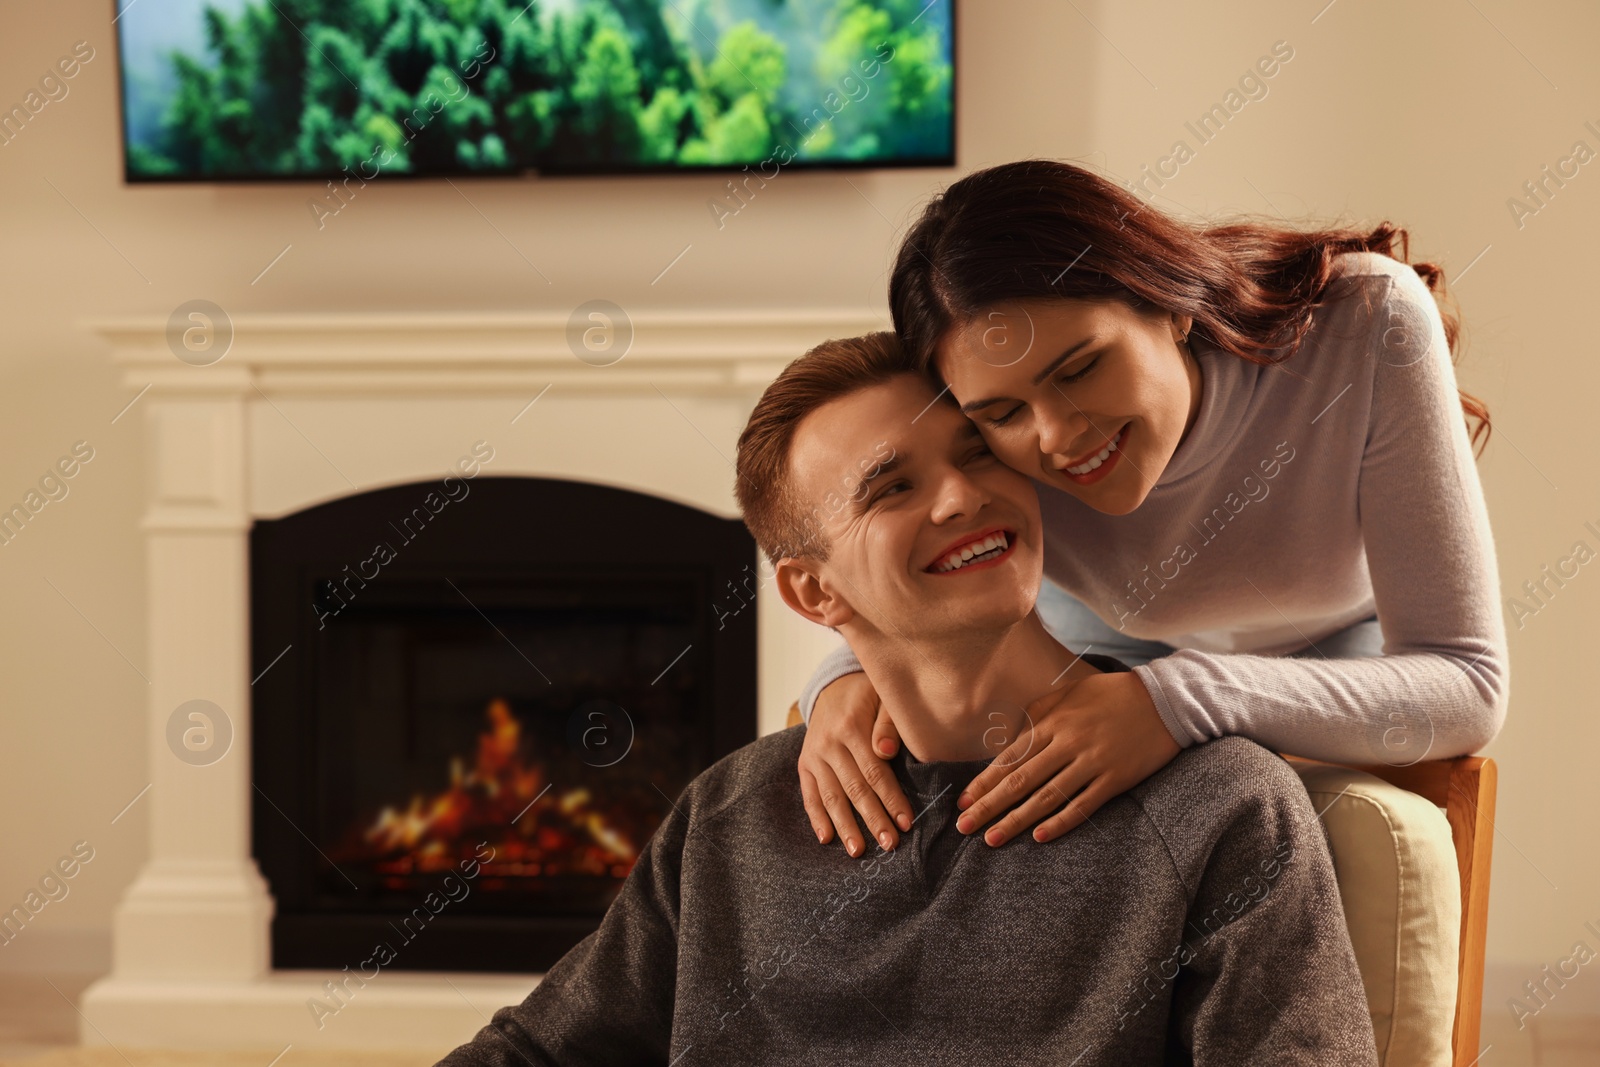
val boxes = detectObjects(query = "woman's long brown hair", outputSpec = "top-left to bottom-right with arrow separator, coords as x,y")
888,159 -> 1491,455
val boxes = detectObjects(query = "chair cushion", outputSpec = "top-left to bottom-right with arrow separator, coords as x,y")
1291,762 -> 1461,1067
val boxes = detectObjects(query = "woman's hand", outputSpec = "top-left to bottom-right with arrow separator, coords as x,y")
798,672 -> 913,857
955,670 -> 1180,846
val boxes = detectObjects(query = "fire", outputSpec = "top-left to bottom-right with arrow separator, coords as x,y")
340,697 -> 642,885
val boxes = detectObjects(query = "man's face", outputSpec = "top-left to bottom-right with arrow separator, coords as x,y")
785,374 -> 1044,641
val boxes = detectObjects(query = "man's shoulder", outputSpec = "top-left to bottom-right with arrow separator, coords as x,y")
678,725 -> 807,827
1167,732 -> 1291,771
1126,736 -> 1319,891
1128,736 -> 1308,831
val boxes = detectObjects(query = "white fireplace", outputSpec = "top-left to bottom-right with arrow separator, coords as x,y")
80,308 -> 873,1051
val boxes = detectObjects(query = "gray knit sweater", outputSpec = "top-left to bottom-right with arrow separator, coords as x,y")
437,726 -> 1377,1065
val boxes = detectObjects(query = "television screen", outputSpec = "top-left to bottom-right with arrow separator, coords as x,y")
114,0 -> 955,181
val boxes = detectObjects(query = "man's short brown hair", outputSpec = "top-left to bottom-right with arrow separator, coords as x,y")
735,331 -> 923,564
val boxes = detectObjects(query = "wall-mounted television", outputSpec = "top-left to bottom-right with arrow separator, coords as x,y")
114,0 -> 956,182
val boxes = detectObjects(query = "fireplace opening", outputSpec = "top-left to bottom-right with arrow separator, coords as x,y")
251,476 -> 757,973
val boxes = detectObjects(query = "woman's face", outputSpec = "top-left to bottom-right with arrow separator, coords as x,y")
933,297 -> 1202,515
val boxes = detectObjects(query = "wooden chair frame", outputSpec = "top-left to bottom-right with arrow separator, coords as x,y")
783,701 -> 1496,1066
1282,753 -> 1496,1067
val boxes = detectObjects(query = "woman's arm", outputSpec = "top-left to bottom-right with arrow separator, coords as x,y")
796,644 -> 913,855
1134,265 -> 1508,766
798,641 -> 865,725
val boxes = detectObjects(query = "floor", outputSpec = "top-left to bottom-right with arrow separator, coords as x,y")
0,973 -> 95,1063
0,1051 -> 439,1067
3,1044 -> 1593,1067
0,974 -> 442,1066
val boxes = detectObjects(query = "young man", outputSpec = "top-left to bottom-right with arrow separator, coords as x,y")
437,332 -> 1378,1066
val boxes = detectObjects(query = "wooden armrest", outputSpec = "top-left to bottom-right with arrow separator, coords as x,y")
1280,752 -> 1496,1067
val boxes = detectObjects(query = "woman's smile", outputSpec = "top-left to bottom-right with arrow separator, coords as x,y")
1056,422 -> 1132,476
1050,422 -> 1128,483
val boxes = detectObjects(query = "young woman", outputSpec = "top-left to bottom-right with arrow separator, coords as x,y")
795,159 -> 1507,859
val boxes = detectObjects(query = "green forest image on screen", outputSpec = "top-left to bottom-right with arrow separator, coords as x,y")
118,0 -> 953,178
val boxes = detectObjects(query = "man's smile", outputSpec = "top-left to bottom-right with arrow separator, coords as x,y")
924,527 -> 1017,574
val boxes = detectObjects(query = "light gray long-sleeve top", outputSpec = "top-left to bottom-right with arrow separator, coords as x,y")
799,251 -> 1509,766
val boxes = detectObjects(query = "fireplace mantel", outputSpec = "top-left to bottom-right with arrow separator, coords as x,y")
98,308 -> 871,394
81,308 -> 871,1050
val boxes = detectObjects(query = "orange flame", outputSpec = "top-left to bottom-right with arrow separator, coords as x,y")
349,697 -> 640,881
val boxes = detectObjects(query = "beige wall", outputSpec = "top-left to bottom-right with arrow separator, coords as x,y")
1,0 -> 1596,1051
